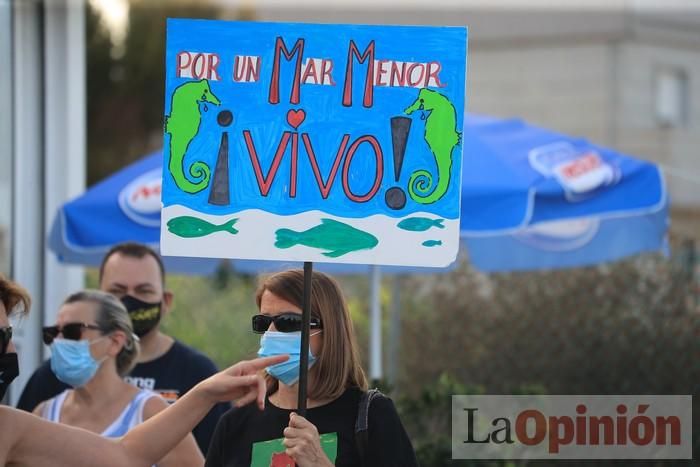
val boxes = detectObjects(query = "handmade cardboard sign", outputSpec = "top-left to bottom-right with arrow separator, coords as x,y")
161,19 -> 467,267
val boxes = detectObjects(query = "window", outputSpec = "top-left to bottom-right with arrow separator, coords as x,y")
654,66 -> 689,128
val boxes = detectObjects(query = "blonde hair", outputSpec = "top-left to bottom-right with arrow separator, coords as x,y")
0,274 -> 31,317
255,269 -> 368,400
64,290 -> 140,376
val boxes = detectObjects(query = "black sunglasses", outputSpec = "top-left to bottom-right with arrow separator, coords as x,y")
0,326 -> 12,355
42,322 -> 102,345
252,313 -> 322,334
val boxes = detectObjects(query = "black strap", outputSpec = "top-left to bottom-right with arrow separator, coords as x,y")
355,388 -> 384,466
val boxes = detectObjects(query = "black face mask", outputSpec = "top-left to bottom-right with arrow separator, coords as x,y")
120,295 -> 162,337
0,352 -> 19,400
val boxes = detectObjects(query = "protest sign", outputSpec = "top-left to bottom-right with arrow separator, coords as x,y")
161,19 -> 467,267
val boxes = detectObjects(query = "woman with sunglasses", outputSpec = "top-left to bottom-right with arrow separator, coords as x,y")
205,269 -> 418,467
34,290 -> 203,466
0,273 -> 288,467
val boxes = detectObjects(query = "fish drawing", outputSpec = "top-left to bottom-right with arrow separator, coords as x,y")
167,216 -> 238,238
397,217 -> 445,232
275,219 -> 378,258
422,240 -> 442,247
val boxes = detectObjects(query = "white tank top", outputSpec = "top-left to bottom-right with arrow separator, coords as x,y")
41,388 -> 158,437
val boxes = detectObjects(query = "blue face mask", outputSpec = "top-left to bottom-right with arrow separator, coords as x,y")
257,331 -> 319,386
50,338 -> 105,388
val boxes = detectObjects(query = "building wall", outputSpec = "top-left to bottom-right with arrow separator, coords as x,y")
615,42 -> 700,206
468,43 -> 614,145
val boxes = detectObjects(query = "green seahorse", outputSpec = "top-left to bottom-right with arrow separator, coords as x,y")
165,79 -> 221,194
404,88 -> 461,204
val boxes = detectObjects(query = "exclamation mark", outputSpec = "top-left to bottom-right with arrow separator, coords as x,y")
385,116 -> 411,210
208,110 -> 233,206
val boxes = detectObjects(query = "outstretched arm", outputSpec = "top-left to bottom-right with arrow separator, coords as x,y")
1,355 -> 287,467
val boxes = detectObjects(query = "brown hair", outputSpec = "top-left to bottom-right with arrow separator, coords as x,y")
255,269 -> 368,400
64,290 -> 140,376
98,242 -> 166,287
0,274 -> 31,317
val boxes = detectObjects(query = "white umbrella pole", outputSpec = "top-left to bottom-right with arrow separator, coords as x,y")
369,265 -> 382,382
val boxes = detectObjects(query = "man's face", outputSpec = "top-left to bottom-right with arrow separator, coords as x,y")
0,302 -> 15,354
100,253 -> 167,307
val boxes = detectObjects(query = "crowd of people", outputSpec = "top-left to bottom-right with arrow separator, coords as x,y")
0,242 -> 418,466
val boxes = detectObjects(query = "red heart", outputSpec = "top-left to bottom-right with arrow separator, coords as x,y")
286,109 -> 306,129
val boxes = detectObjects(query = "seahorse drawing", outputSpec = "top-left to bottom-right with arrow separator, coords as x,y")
164,79 -> 221,194
404,88 -> 461,204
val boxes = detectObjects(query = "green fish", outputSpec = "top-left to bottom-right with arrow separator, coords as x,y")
167,216 -> 238,238
275,219 -> 378,258
422,240 -> 442,247
397,217 -> 445,232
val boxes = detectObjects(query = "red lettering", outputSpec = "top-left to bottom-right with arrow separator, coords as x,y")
655,416 -> 681,445
301,134 -> 349,199
342,40 -> 375,108
269,37 -> 305,104
548,416 -> 574,454
192,53 -> 207,79
176,52 -> 192,78
375,60 -> 390,86
342,136 -> 383,202
515,410 -> 547,446
243,130 -> 292,196
233,56 -> 245,82
301,59 -> 318,84
290,133 -> 298,198
407,62 -> 425,87
131,185 -> 160,202
589,416 -> 615,445
207,54 -> 222,81
390,61 -> 406,87
247,56 -> 260,82
426,61 -> 446,87
321,59 -> 335,85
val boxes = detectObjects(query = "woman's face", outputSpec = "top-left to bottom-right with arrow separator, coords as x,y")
259,289 -> 323,356
55,301 -> 109,360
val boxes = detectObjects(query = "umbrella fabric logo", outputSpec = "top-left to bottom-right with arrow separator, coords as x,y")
528,142 -> 620,201
118,168 -> 162,227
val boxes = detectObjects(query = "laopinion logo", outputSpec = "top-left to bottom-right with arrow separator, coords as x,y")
452,395 -> 691,459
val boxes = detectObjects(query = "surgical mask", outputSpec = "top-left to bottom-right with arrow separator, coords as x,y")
50,338 -> 105,388
120,295 -> 161,337
257,331 -> 320,386
0,353 -> 19,400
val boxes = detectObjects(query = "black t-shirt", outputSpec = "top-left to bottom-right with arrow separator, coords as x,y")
16,340 -> 228,455
205,387 -> 418,467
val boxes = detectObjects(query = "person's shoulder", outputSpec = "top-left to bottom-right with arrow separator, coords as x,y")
167,339 -> 219,372
366,389 -> 396,414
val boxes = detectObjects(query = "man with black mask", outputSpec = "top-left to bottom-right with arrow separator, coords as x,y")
16,242 -> 228,455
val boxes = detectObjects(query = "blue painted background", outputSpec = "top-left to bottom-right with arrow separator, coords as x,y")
163,19 -> 467,219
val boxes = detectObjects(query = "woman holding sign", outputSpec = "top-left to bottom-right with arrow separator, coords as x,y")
206,269 -> 418,467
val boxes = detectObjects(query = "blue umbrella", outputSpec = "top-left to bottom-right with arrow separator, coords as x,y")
459,114 -> 667,271
48,114 -> 667,273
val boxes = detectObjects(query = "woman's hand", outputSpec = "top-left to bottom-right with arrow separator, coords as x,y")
282,413 -> 334,467
195,355 -> 288,409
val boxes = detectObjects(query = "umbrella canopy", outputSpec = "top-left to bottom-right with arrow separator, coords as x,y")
459,114 -> 667,271
48,114 -> 667,273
